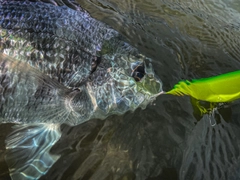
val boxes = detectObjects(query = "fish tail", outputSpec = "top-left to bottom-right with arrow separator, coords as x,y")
5,123 -> 61,180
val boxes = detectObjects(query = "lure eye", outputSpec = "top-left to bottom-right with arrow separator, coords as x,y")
131,62 -> 145,82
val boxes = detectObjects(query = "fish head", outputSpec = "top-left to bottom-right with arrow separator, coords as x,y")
86,52 -> 163,119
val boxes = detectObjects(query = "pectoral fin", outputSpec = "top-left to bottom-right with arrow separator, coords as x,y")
5,123 -> 61,180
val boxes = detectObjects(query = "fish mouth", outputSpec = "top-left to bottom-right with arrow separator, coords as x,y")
135,71 -> 163,96
129,56 -> 163,95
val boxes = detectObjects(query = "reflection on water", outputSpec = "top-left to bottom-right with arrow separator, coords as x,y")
1,0 -> 240,179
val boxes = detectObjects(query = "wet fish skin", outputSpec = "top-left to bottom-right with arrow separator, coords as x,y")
0,0 -> 163,124
0,53 -> 94,125
0,0 -> 118,87
0,0 -> 164,122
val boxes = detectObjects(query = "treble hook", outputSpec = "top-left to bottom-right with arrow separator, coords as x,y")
209,108 -> 217,126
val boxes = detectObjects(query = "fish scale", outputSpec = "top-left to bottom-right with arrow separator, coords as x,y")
0,55 -> 96,127
0,0 -> 118,87
0,0 -> 162,124
0,54 -> 78,124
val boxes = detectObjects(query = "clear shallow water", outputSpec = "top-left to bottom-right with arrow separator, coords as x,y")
1,0 -> 240,179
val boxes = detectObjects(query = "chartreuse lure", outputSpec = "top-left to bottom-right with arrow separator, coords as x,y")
166,70 -> 240,102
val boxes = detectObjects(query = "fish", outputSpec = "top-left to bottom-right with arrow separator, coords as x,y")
0,0 -> 118,87
0,0 -> 163,179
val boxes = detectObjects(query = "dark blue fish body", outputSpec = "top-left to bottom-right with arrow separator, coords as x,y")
0,0 -> 118,87
0,54 -> 93,125
0,0 -> 162,123
0,1 -> 163,179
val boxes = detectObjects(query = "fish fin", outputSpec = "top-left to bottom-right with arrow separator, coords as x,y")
5,123 -> 61,180
0,53 -> 80,125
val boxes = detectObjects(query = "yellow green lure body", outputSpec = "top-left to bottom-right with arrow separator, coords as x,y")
166,70 -> 240,102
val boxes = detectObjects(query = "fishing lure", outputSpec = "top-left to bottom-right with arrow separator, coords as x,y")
166,70 -> 240,103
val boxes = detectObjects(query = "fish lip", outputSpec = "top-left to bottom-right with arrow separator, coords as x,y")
147,91 -> 165,103
156,91 -> 165,96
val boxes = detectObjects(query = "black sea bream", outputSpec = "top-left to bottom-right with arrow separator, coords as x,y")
0,0 -> 163,179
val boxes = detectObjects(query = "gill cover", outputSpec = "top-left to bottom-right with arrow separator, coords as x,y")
167,70 -> 240,102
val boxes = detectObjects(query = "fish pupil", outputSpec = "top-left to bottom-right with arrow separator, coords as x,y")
131,63 -> 145,82
91,56 -> 101,73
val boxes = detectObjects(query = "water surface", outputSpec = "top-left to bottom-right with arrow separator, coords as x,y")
1,0 -> 240,179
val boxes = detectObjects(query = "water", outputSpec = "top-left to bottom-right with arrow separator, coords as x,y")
1,0 -> 240,179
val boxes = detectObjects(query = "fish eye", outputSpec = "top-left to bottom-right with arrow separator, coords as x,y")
131,62 -> 145,82
91,56 -> 101,73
